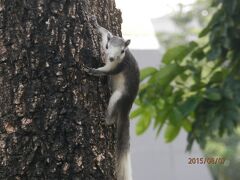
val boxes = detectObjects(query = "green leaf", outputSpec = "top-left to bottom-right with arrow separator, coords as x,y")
162,42 -> 198,64
136,112 -> 151,135
223,86 -> 233,100
179,96 -> 201,117
140,67 -> 158,81
134,98 -> 141,105
199,26 -> 211,38
154,109 -> 168,129
207,46 -> 222,60
182,119 -> 192,132
164,123 -> 181,142
199,10 -> 223,37
191,47 -> 205,60
156,121 -> 165,137
205,89 -> 222,101
169,107 -> 183,126
193,68 -> 202,84
209,113 -> 222,131
130,107 -> 143,119
149,64 -> 185,86
208,70 -> 227,84
222,0 -> 237,15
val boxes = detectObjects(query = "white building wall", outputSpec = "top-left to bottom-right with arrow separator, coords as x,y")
130,49 -> 212,180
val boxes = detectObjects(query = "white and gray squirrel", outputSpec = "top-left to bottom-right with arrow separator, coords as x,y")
83,16 -> 139,180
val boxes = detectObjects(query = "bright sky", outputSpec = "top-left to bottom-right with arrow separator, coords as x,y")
115,0 -> 196,49
116,0 -> 195,19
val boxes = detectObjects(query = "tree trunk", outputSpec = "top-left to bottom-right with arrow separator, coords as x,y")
0,0 -> 122,179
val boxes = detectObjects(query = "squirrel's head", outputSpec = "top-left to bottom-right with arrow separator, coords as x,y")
105,33 -> 131,62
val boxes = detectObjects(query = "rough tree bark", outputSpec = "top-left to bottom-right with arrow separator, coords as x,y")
0,0 -> 122,179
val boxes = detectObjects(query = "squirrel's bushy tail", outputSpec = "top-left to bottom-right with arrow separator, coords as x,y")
116,113 -> 132,180
117,150 -> 132,180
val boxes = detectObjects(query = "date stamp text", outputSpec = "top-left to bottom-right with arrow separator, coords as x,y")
188,157 -> 225,165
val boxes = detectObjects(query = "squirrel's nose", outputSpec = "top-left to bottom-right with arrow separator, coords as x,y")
109,57 -> 114,62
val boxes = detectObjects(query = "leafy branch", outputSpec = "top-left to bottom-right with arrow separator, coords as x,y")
132,0 -> 240,150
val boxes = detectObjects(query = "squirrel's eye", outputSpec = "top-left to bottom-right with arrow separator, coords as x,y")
121,50 -> 125,54
106,44 -> 108,49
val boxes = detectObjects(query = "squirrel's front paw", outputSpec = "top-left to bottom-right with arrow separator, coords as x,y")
82,66 -> 94,75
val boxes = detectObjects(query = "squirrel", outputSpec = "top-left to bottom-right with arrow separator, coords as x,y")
83,16 -> 139,180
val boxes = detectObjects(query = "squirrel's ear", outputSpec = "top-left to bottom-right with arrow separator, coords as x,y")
125,39 -> 131,47
107,33 -> 111,41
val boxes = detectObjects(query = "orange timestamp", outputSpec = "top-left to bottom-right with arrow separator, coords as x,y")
188,157 -> 225,165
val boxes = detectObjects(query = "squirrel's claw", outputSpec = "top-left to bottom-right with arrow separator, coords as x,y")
82,66 -> 95,75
